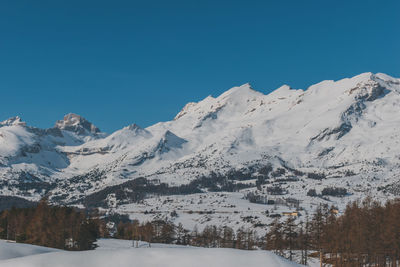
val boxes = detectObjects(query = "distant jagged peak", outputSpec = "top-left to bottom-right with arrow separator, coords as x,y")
120,123 -> 151,137
0,116 -> 26,127
54,113 -> 100,135
267,84 -> 304,99
349,71 -> 397,84
174,102 -> 198,120
295,72 -> 391,99
174,83 -> 292,121
277,84 -> 292,90
343,72 -> 400,101
124,123 -> 142,131
350,71 -> 374,81
217,83 -> 263,100
374,72 -> 400,84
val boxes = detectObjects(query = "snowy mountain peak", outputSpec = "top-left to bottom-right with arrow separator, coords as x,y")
124,123 -> 142,131
0,116 -> 26,127
174,102 -> 198,120
374,72 -> 400,84
121,123 -> 151,137
267,84 -> 303,98
218,83 -> 262,100
173,84 -> 258,122
54,113 -> 100,135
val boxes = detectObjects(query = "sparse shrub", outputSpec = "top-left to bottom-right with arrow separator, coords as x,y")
321,187 -> 347,197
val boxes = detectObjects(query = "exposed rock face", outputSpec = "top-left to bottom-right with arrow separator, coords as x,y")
54,113 -> 100,135
0,116 -> 26,127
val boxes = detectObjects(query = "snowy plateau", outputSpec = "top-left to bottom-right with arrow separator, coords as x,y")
1,72 -> 400,234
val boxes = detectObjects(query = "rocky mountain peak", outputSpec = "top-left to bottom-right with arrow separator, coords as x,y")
54,113 -> 100,135
124,124 -> 142,131
0,116 -> 26,127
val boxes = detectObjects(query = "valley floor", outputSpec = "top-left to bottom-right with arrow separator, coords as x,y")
0,239 -> 301,267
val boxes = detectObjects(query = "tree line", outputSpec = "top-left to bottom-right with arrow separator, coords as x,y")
0,199 -> 103,250
265,198 -> 400,266
3,196 -> 400,267
115,220 -> 259,250
116,197 -> 400,266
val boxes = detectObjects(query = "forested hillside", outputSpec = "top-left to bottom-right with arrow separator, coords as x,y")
0,200 -> 101,250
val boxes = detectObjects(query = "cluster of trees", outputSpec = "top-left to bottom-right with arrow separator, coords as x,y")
82,173 -> 255,209
116,220 -> 176,245
265,214 -> 311,264
0,200 -> 103,250
307,189 -> 318,197
307,187 -> 348,198
265,198 -> 400,266
190,225 -> 258,250
0,199 -> 261,251
115,220 -> 259,250
5,196 -> 400,266
321,186 -> 347,197
267,185 -> 287,195
245,192 -> 269,204
306,172 -> 326,180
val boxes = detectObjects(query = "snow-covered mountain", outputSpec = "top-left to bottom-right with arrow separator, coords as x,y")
55,113 -> 102,136
1,72 -> 400,230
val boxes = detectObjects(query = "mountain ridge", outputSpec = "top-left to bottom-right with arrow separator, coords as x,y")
1,72 -> 400,232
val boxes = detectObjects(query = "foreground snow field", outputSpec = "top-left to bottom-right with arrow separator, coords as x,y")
0,240 -> 59,260
0,239 -> 302,267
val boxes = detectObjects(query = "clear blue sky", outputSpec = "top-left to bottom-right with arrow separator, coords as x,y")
0,0 -> 399,132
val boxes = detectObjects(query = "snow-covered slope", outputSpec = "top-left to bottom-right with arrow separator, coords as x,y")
0,113 -> 104,199
0,240 -> 59,260
0,239 -> 301,267
1,72 -> 400,231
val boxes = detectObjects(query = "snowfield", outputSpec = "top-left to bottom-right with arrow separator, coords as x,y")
116,192 -> 315,235
0,239 -> 302,267
0,240 -> 59,260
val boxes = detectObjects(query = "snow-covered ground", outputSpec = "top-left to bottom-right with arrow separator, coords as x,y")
0,239 -> 302,267
117,192 -> 306,235
0,240 -> 59,260
115,188 -> 377,235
